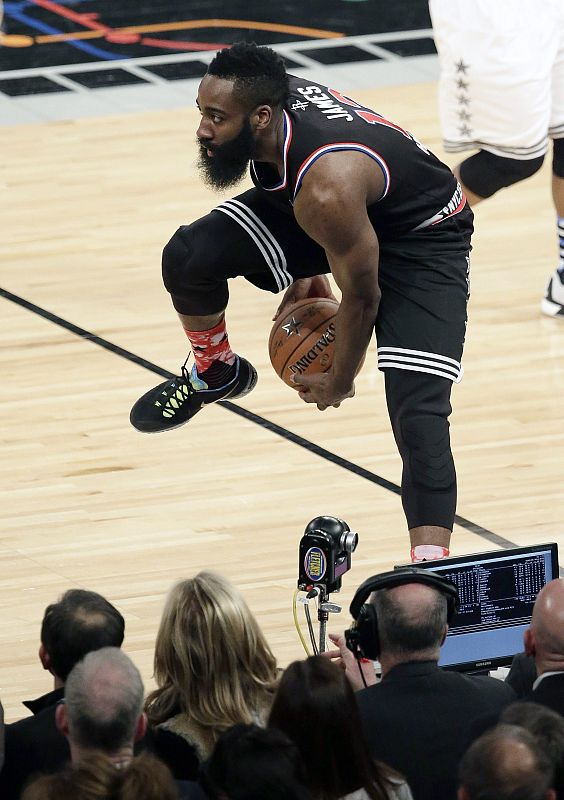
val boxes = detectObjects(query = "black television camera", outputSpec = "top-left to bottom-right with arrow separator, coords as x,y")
298,515 -> 358,596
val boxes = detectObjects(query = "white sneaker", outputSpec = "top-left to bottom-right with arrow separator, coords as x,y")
541,268 -> 564,318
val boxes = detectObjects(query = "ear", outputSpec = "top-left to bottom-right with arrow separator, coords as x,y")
457,787 -> 469,800
253,104 -> 273,130
55,702 -> 69,737
524,628 -> 536,657
134,712 -> 148,743
39,643 -> 51,672
440,624 -> 448,647
547,789 -> 557,800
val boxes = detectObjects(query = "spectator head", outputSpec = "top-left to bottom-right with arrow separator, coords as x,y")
524,578 -> 564,674
145,572 -> 278,744
269,656 -> 395,800
500,702 -> 564,792
371,581 -> 449,664
21,752 -> 177,800
40,589 -> 125,683
55,647 -> 145,761
458,724 -> 556,800
202,723 -> 313,800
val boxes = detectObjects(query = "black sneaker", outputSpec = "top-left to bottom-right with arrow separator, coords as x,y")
541,267 -> 564,318
130,356 -> 257,433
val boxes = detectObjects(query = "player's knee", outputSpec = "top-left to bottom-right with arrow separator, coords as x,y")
162,227 -> 197,294
399,412 -> 455,492
459,150 -> 545,198
162,223 -> 229,315
553,137 -> 564,178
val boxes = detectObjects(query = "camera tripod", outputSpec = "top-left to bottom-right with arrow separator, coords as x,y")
296,584 -> 343,654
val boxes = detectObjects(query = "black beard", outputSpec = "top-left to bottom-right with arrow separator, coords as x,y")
197,117 -> 256,190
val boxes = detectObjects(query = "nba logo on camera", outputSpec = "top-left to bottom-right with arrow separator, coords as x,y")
304,547 -> 326,581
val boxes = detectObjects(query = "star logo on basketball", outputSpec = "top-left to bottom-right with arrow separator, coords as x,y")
282,317 -> 303,337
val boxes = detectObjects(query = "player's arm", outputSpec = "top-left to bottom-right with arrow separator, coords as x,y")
292,150 -> 384,408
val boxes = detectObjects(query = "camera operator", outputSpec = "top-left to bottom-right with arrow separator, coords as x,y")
325,572 -> 516,800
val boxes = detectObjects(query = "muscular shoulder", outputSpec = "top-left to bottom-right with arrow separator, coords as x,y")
297,149 -> 384,209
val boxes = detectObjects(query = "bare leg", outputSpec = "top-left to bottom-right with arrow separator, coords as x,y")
177,311 -> 224,331
410,525 -> 451,549
453,164 -> 485,207
552,174 -> 564,217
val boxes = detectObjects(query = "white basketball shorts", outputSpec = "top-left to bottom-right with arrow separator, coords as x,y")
429,0 -> 564,159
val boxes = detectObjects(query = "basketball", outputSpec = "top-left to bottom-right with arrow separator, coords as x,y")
269,297 -> 339,388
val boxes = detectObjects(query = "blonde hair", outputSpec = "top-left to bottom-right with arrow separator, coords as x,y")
145,571 -> 278,739
22,753 -> 177,800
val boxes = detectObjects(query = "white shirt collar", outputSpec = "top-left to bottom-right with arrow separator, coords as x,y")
532,670 -> 564,690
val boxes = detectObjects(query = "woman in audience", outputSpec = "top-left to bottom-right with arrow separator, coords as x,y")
21,752 -> 177,800
268,656 -> 413,800
145,571 -> 279,774
202,723 -> 314,800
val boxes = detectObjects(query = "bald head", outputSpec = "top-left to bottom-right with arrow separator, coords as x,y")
526,579 -> 564,672
63,647 -> 144,753
459,724 -> 555,800
373,581 -> 448,660
389,582 -> 440,615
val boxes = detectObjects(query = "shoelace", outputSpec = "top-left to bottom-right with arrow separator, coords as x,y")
158,357 -> 196,418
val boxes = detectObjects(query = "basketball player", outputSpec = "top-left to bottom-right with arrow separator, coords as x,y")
130,43 -> 473,562
430,0 -> 564,317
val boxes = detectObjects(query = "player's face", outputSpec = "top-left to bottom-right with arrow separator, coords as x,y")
196,75 -> 258,190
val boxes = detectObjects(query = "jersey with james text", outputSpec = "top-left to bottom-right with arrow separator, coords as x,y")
251,75 -> 471,243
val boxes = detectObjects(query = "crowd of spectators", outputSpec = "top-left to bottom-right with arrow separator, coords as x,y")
1,571 -> 563,800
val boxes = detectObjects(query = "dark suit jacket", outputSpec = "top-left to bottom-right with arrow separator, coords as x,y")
523,671 -> 564,715
0,690 -> 200,799
357,660 -> 516,800
505,652 -> 538,698
0,688 -> 68,800
176,780 -> 209,800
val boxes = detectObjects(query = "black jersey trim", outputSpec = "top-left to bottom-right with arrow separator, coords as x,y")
250,110 -> 293,192
412,181 -> 466,231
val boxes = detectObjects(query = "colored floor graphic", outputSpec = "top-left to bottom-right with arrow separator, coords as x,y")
0,0 -> 431,70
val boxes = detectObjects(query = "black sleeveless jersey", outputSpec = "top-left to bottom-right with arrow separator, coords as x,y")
251,75 -> 470,243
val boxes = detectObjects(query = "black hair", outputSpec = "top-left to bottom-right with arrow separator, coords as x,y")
268,657 -> 397,800
207,42 -> 289,111
203,723 -> 313,800
41,589 -> 125,681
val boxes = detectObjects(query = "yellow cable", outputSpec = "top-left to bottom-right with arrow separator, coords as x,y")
293,588 -> 312,656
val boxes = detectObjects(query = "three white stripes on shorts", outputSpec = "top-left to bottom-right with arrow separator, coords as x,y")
214,199 -> 293,292
214,199 -> 463,383
378,347 -> 463,383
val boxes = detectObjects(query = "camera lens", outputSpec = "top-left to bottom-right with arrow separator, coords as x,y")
340,531 -> 359,554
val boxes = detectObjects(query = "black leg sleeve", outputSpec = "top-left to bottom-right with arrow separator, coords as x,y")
384,369 -> 457,530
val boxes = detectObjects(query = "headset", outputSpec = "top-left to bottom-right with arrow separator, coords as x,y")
345,566 -> 460,662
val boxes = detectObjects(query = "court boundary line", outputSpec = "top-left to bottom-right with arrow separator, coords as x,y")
0,30 -> 435,80
0,286 -> 540,553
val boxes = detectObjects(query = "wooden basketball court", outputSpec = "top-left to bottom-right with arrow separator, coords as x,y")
1,80 -> 563,721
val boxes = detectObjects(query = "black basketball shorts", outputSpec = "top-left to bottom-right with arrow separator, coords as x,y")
164,188 -> 472,384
